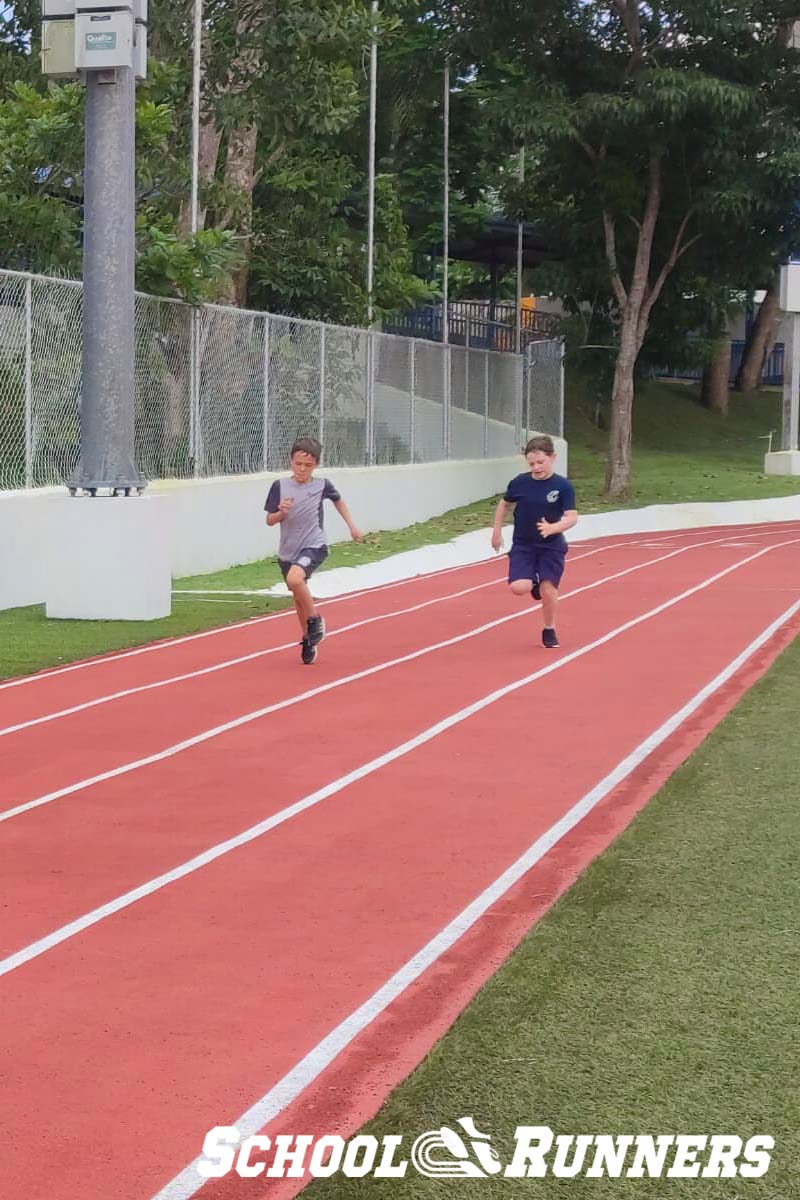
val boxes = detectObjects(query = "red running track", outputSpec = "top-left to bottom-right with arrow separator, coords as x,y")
1,522 -> 799,1200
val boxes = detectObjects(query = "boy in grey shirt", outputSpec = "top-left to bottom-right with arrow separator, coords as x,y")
265,437 -> 362,664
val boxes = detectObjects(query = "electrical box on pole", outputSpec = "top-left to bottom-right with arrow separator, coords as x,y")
41,0 -> 147,80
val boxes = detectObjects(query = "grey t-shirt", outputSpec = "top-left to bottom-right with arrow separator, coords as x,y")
264,475 -> 341,562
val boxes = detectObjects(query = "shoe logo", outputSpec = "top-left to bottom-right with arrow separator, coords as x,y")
411,1117 -> 503,1178
298,555 -> 311,567
546,489 -> 560,503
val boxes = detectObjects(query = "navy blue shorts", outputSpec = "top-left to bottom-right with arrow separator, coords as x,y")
508,542 -> 567,588
278,545 -> 328,580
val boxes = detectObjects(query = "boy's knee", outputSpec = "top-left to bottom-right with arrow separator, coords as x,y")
285,567 -> 307,591
540,580 -> 558,598
509,579 -> 532,597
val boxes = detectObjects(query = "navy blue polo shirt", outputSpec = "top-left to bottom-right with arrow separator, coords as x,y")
504,472 -> 576,550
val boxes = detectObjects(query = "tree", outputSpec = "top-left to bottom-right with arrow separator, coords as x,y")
445,0 -> 800,496
0,68 -> 238,300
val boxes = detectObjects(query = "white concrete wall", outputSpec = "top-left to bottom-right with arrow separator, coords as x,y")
0,446 -> 567,609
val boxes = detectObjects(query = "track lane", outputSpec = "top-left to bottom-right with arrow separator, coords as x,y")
1,540 -> 798,1200
0,537 -> 785,952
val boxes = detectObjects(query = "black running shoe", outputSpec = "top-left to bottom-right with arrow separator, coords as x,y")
531,580 -> 542,601
307,614 -> 325,647
542,627 -> 559,649
301,637 -> 317,665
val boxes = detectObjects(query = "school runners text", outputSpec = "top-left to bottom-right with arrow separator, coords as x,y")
198,1117 -> 773,1180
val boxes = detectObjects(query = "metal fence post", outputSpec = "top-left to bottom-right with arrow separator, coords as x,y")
319,323 -> 326,448
409,338 -> 416,463
515,353 -> 524,449
189,307 -> 200,476
464,343 -> 470,422
559,339 -> 566,438
443,342 -> 451,458
483,351 -> 489,457
24,276 -> 33,488
262,314 -> 270,471
366,330 -> 375,464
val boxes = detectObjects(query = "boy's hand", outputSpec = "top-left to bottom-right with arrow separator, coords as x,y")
278,498 -> 294,517
350,526 -> 364,542
491,531 -> 503,553
537,518 -> 556,538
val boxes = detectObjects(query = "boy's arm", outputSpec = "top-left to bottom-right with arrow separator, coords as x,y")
491,499 -> 513,551
332,497 -> 363,542
538,509 -> 578,537
264,480 -> 292,526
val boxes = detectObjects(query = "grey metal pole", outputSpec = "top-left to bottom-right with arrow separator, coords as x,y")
69,68 -> 144,494
366,330 -> 375,464
442,63 -> 451,457
409,338 -> 416,462
483,351 -> 489,457
783,313 -> 800,450
515,143 -> 525,356
190,0 -> 202,237
319,323 -> 326,448
366,0 -> 378,324
24,275 -> 33,488
262,314 -> 270,470
442,61 -> 450,346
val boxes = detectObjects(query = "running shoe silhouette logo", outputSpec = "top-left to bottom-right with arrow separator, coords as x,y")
411,1117 -> 503,1177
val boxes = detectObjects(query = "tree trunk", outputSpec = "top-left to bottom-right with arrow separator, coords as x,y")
701,331 -> 732,415
219,123 -> 259,306
735,275 -> 781,392
605,326 -> 638,498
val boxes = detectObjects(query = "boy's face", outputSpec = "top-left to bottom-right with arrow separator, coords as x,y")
290,451 -> 318,482
526,450 -> 556,479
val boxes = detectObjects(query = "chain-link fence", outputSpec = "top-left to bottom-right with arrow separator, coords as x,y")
525,338 -> 565,439
0,269 -> 567,492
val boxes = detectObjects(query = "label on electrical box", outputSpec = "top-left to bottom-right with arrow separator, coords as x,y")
85,31 -> 117,49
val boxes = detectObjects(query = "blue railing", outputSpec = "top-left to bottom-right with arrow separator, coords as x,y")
657,340 -> 785,386
383,303 -> 560,354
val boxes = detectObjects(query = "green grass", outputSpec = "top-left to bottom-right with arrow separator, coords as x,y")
1,376 -> 797,681
307,636 -> 800,1199
566,375 -> 800,513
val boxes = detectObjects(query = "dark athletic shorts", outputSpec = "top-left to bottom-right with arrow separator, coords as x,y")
508,542 -> 568,589
278,545 -> 328,580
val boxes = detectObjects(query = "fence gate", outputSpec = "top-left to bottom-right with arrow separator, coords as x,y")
525,338 -> 564,439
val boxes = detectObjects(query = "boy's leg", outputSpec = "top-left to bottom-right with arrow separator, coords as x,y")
540,580 -> 558,628
508,546 -> 535,600
536,546 -> 566,648
285,566 -> 316,637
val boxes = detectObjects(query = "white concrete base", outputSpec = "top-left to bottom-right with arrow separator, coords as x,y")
764,449 -> 800,476
45,495 -> 171,620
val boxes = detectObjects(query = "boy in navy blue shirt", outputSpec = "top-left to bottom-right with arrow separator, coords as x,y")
491,435 -> 577,648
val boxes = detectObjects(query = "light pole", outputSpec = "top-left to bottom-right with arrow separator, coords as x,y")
366,0 -> 378,324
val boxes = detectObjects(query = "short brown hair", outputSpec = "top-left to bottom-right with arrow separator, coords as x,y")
290,437 -> 322,462
525,435 -> 555,456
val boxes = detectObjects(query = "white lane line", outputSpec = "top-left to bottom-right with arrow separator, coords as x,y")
0,536 -> 755,824
2,540 -> 797,983
147,589 -> 800,1200
5,521 -> 788,692
0,545 -> 628,740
